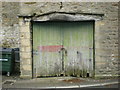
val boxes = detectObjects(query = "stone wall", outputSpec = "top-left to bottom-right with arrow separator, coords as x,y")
118,2 -> 120,77
19,18 -> 32,78
1,2 -> 20,75
1,2 -> 20,48
1,2 -> 119,78
0,2 -> 3,45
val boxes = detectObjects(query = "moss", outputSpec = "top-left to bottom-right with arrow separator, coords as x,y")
94,75 -> 119,80
24,2 -> 37,4
1,40 -> 11,48
1,37 -> 16,48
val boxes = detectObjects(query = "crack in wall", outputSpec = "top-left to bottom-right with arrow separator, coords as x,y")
60,2 -> 63,9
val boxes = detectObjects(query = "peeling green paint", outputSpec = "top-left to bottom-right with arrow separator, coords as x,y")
33,21 -> 94,77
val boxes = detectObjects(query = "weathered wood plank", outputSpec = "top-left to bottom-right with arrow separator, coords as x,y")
33,21 -> 94,77
33,22 -> 62,77
63,21 -> 93,77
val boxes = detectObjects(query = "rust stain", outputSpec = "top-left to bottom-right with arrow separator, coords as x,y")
112,56 -> 120,57
38,45 -> 63,52
112,3 -> 118,6
62,78 -> 84,83
105,84 -> 113,88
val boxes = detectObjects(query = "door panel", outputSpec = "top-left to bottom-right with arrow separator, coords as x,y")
33,22 -> 63,77
62,22 -> 93,77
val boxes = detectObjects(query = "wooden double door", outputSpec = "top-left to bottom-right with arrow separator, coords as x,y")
33,21 -> 94,77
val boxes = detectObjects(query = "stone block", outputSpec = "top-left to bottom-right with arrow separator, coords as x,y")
20,69 -> 32,79
25,32 -> 31,39
21,39 -> 30,46
20,47 -> 25,52
20,26 -> 30,33
25,46 -> 31,52
22,65 -> 32,71
20,75 -> 32,79
21,58 -> 31,65
19,18 -> 24,26
21,52 -> 31,59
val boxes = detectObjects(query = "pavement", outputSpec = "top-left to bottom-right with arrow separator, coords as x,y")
1,75 -> 119,89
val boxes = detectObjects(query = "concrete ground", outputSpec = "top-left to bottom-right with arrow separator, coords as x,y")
1,75 -> 119,89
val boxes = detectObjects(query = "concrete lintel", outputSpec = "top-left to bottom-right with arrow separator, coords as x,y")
33,13 -> 103,21
18,12 -> 104,22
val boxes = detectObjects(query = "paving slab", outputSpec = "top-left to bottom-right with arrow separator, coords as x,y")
1,75 -> 119,89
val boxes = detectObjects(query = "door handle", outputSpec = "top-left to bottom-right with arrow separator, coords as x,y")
59,48 -> 67,56
65,50 -> 67,56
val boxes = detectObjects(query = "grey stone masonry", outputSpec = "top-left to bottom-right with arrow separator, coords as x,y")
1,2 -> 119,78
19,17 -> 32,78
1,2 -> 20,48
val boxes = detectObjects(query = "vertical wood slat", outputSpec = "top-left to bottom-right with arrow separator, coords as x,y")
33,22 -> 62,77
63,21 -> 93,77
33,21 -> 94,77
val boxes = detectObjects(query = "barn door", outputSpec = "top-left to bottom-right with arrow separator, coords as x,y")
62,21 -> 94,77
33,21 -> 94,77
33,22 -> 63,77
